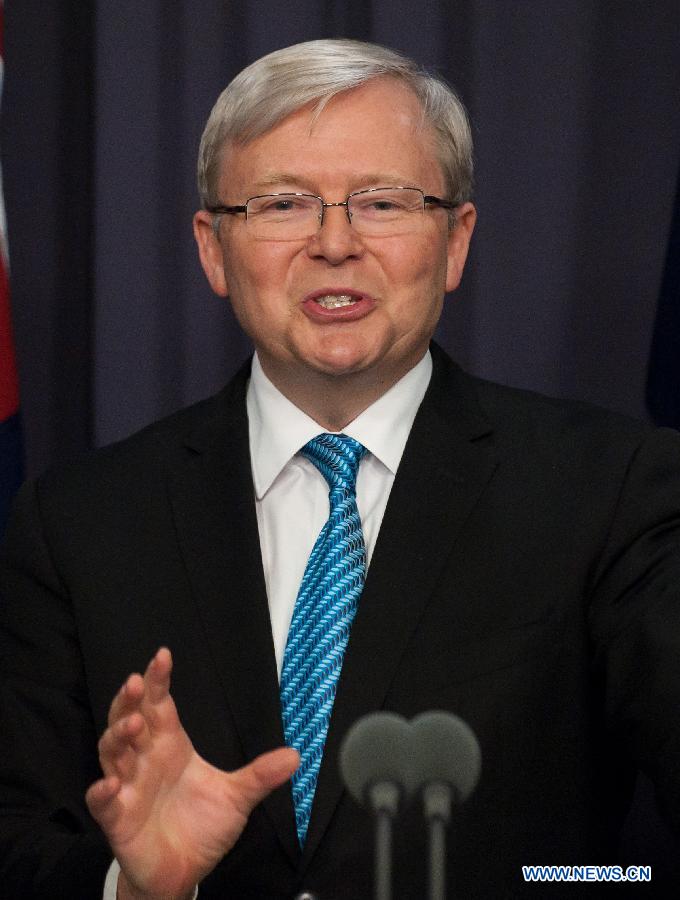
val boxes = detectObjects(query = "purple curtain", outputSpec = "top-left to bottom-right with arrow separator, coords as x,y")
3,1 -> 679,473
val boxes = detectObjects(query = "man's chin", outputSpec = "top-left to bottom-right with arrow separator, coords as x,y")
301,352 -> 379,381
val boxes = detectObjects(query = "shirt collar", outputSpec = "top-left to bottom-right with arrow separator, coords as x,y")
247,350 -> 432,499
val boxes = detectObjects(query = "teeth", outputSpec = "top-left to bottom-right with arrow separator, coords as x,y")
316,294 -> 358,309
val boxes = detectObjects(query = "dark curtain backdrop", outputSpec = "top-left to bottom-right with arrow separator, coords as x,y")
2,0 -> 680,884
648,169 -> 680,429
3,1 -> 680,476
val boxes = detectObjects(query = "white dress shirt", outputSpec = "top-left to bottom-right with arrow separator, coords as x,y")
248,350 -> 432,676
103,349 -> 432,899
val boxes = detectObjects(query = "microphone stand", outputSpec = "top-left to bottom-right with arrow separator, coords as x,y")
422,781 -> 451,900
411,711 -> 482,900
368,781 -> 400,900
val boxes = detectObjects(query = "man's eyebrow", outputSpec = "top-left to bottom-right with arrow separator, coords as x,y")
252,173 -> 303,189
251,172 -> 417,191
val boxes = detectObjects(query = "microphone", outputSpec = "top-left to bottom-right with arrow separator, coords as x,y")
339,712 -> 413,900
339,710 -> 482,900
411,711 -> 481,900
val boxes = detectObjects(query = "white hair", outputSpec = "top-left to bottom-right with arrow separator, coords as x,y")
197,39 -> 473,208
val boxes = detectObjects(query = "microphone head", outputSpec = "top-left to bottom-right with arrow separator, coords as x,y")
411,711 -> 481,803
339,711 -> 414,808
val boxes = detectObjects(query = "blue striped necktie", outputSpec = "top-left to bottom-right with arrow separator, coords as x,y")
280,432 -> 367,846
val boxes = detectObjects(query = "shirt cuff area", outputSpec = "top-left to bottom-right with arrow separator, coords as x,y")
103,859 -> 198,899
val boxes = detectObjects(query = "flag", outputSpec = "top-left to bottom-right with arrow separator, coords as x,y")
0,0 -> 24,536
647,165 -> 680,429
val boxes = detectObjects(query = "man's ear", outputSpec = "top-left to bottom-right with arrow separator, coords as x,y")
193,211 -> 229,297
445,202 -> 476,294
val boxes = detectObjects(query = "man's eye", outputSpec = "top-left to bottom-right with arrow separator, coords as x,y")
259,199 -> 298,212
354,195 -> 408,216
370,200 -> 398,212
254,197 -> 314,217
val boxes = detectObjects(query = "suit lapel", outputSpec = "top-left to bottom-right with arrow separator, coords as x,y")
301,346 -> 498,865
162,347 -> 498,870
166,364 -> 299,865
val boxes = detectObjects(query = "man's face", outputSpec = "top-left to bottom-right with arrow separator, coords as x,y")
194,78 -> 475,390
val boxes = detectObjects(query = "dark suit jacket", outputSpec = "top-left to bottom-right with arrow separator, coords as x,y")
1,344 -> 680,898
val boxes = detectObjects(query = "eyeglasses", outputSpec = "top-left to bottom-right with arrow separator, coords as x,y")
206,187 -> 457,240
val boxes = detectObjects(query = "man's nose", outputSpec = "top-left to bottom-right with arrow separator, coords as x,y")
306,204 -> 365,264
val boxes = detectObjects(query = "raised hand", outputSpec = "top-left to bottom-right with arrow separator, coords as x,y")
85,648 -> 299,900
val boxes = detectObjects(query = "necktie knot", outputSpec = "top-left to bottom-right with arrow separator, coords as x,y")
301,433 -> 367,493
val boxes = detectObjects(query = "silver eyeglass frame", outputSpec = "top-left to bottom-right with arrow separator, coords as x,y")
206,186 -> 458,237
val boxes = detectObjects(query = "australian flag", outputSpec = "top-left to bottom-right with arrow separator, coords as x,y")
647,164 -> 680,430
0,0 -> 24,537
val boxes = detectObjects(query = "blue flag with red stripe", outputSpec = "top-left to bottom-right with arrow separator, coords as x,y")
0,0 -> 24,537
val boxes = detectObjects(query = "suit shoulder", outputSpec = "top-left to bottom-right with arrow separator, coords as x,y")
453,372 -> 680,481
31,371 -> 248,509
430,342 -> 659,451
470,374 -> 654,443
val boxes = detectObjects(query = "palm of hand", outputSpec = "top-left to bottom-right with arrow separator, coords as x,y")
86,648 -> 299,900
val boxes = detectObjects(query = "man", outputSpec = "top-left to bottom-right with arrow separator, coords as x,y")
1,39 -> 679,899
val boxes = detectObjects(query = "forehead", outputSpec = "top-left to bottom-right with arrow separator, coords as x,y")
219,79 -> 444,194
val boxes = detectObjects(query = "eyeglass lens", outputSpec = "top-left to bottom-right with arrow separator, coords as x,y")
246,188 -> 426,239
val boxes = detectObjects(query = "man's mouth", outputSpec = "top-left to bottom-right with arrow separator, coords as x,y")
315,294 -> 359,309
302,288 -> 375,322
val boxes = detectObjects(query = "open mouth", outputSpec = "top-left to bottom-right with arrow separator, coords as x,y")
302,289 -> 375,322
315,294 -> 359,309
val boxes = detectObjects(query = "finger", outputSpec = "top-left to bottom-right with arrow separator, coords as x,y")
99,713 -> 148,756
229,747 -> 300,816
106,648 -> 172,728
85,774 -> 122,826
142,647 -> 173,705
98,714 -> 150,778
139,648 -> 183,738
107,673 -> 145,728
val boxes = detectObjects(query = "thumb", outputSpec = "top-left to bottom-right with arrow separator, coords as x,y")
229,746 -> 300,814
